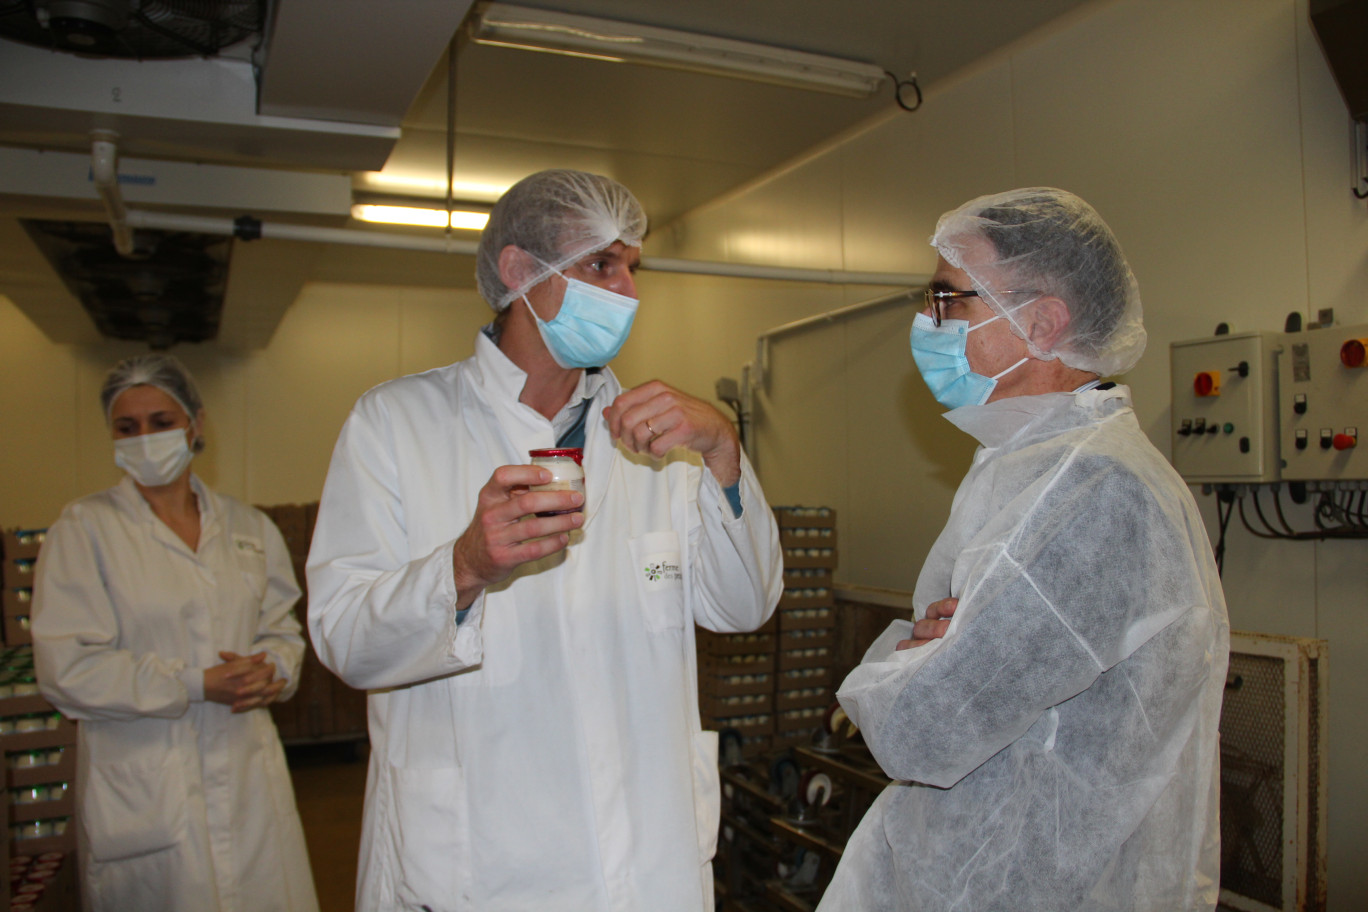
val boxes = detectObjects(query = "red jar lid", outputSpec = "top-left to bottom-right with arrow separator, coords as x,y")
529,447 -> 584,465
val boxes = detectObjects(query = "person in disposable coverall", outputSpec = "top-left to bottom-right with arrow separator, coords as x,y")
31,354 -> 318,912
818,189 -> 1229,912
306,169 -> 783,912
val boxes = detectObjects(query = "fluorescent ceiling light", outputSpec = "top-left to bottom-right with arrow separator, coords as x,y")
352,204 -> 489,231
470,3 -> 887,97
358,172 -> 510,202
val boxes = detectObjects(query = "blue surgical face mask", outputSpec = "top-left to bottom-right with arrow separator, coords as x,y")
910,311 -> 1028,409
524,271 -> 639,369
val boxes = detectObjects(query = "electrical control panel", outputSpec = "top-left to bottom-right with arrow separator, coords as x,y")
1170,332 -> 1282,483
1277,322 -> 1368,481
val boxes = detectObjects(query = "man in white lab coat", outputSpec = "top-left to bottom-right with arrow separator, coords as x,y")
819,189 -> 1229,912
307,169 -> 783,912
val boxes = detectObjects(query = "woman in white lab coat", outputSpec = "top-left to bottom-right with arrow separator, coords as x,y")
31,354 -> 318,912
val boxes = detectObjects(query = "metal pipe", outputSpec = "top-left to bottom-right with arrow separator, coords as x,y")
757,287 -> 923,339
90,131 -> 135,256
641,255 -> 923,287
124,208 -> 929,286
124,209 -> 482,254
753,286 -> 924,388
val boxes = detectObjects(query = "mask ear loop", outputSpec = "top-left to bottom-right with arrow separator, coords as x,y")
522,293 -> 542,324
989,356 -> 1030,382
963,312 -> 1001,333
965,309 -> 1030,381
519,252 -> 575,324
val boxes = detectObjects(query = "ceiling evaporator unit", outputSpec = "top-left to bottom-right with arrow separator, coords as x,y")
469,2 -> 887,97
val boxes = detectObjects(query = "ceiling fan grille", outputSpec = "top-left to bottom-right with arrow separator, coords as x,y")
0,0 -> 264,59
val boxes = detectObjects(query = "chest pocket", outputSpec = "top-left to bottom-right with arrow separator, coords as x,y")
232,533 -> 268,599
628,530 -> 685,632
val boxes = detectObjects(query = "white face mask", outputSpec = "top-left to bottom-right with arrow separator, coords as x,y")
114,427 -> 194,487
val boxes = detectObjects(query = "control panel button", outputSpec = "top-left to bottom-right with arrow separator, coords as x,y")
1193,371 -> 1220,396
1341,338 -> 1367,369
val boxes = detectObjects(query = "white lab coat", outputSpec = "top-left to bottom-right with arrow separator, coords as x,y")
306,330 -> 783,912
822,387 -> 1229,912
32,474 -> 318,912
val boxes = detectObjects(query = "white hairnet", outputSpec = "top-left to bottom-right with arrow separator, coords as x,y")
100,353 -> 206,451
476,169 -> 648,311
931,188 -> 1145,377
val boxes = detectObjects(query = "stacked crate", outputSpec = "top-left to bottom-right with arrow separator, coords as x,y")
0,645 -> 78,911
773,507 -> 838,751
2,530 -> 45,646
696,619 -> 778,759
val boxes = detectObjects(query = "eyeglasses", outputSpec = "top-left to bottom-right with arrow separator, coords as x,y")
923,287 -> 981,326
922,286 -> 1034,326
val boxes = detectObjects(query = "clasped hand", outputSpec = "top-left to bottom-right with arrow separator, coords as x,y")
204,650 -> 284,713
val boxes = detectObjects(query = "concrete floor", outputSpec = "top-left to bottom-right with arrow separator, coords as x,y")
288,742 -> 368,912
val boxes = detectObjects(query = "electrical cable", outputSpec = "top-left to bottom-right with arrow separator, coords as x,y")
1346,490 -> 1366,532
1341,490 -> 1365,532
1271,486 -> 1298,536
1236,494 -> 1281,541
884,71 -> 922,112
1343,490 -> 1360,531
1213,488 -> 1235,575
1223,482 -> 1368,545
1250,486 -> 1286,538
1314,491 -> 1339,531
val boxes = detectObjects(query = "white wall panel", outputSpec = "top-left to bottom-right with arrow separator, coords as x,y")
657,148 -> 849,270
751,315 -> 852,515
1011,0 -> 1313,440
0,298 -> 79,524
242,283 -> 401,508
839,63 -> 1019,277
839,302 -> 974,591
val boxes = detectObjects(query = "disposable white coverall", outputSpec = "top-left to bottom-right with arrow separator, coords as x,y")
31,474 -> 318,912
820,387 -> 1229,912
306,330 -> 783,912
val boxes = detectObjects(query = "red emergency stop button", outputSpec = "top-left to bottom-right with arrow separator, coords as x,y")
1342,338 -> 1367,368
1333,433 -> 1357,451
1193,371 -> 1220,397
